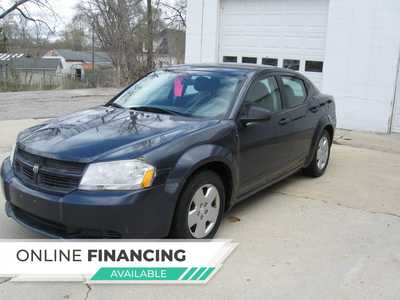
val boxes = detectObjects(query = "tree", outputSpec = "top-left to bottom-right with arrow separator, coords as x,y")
0,0 -> 55,33
0,27 -> 8,52
57,16 -> 89,51
77,0 -> 182,84
160,0 -> 186,30
78,0 -> 147,84
0,0 -> 30,19
0,15 -> 50,56
146,0 -> 154,72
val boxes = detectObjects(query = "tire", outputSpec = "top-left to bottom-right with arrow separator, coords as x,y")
303,130 -> 331,177
170,170 -> 225,239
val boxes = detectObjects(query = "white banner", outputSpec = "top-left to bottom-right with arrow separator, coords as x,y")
0,239 -> 237,284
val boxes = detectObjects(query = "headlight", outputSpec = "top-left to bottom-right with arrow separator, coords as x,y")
79,159 -> 156,191
9,145 -> 16,165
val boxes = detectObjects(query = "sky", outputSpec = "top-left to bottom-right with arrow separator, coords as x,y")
3,0 -> 177,35
49,0 -> 80,24
2,0 -> 80,33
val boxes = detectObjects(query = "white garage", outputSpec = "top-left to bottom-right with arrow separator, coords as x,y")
185,0 -> 400,133
220,0 -> 329,88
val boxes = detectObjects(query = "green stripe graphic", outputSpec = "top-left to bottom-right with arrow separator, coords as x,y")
198,267 -> 215,281
91,267 -> 216,282
182,267 -> 197,280
191,267 -> 206,280
91,267 -> 187,281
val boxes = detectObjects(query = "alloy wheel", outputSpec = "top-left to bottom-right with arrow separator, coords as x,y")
316,135 -> 329,170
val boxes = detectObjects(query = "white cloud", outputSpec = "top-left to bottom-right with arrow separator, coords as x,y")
48,0 -> 80,24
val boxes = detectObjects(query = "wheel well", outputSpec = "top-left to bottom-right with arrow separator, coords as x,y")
186,162 -> 233,212
324,125 -> 334,144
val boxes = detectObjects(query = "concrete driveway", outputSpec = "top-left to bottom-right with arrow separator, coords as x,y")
0,90 -> 400,299
0,88 -> 119,121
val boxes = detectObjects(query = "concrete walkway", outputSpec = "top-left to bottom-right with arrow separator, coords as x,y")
335,129 -> 400,154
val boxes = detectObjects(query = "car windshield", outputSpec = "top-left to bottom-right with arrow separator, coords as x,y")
112,70 -> 244,118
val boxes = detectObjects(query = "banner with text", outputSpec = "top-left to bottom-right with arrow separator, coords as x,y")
0,240 -> 237,284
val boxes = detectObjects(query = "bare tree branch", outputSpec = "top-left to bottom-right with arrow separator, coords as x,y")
0,0 -> 30,19
15,7 -> 55,33
160,1 -> 186,29
78,0 -> 148,84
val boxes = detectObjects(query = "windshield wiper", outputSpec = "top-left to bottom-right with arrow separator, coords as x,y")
108,102 -> 124,109
129,106 -> 187,116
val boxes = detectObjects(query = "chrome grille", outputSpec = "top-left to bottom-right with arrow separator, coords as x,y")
14,148 -> 86,193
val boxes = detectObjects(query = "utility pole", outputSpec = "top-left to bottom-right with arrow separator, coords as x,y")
91,21 -> 95,86
92,22 -> 95,73
146,0 -> 153,72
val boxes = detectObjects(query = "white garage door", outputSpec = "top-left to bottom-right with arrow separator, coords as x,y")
219,0 -> 330,88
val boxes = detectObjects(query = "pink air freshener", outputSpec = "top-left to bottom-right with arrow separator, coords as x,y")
174,76 -> 184,97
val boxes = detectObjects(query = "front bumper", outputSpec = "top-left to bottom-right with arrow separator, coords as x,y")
1,158 -> 175,238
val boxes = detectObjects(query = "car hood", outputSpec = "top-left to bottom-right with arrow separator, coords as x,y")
17,106 -> 218,162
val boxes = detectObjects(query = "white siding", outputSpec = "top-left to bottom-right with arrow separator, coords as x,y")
185,0 -> 221,63
323,0 -> 400,133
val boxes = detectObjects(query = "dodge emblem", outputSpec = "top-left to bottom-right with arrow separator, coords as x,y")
33,164 -> 40,175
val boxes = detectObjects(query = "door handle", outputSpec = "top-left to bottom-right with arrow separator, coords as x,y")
279,118 -> 290,126
309,106 -> 319,113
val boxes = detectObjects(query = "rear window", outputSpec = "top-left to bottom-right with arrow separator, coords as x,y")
281,76 -> 307,108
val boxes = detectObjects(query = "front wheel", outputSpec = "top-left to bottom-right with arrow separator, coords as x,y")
303,130 -> 331,177
170,171 -> 225,239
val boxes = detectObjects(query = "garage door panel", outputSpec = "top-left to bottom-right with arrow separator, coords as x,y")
283,37 -> 306,49
220,0 -> 329,88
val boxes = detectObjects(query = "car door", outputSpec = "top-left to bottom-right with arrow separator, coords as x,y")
278,75 -> 315,164
237,74 -> 294,196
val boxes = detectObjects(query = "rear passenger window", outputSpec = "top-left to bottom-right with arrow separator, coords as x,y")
244,77 -> 282,113
281,77 -> 307,108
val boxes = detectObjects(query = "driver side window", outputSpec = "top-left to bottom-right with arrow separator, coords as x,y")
244,76 -> 282,113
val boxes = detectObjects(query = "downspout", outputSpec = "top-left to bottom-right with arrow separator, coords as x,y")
388,47 -> 400,133
200,0 -> 205,62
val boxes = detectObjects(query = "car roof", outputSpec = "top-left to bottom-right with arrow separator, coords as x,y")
163,63 -> 293,75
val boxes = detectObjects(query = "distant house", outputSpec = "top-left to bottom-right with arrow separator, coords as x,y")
0,54 -> 62,85
43,49 -> 113,80
0,53 -> 24,61
143,29 -> 186,66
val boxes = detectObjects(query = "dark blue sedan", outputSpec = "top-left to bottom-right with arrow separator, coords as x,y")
1,64 -> 336,239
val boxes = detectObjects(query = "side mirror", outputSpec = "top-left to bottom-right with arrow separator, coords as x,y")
240,106 -> 273,126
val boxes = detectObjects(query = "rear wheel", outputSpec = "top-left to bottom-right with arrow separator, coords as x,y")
303,130 -> 331,177
170,171 -> 225,239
